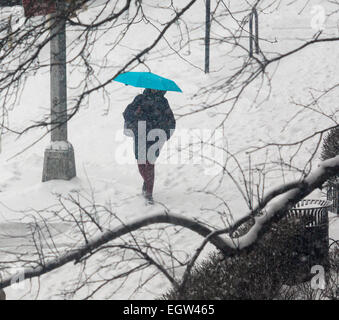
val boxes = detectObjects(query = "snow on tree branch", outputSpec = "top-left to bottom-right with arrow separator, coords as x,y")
0,155 -> 338,290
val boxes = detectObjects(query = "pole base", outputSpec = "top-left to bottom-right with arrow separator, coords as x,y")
42,141 -> 76,182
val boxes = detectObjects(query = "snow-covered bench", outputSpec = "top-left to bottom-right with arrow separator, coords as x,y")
231,198 -> 332,285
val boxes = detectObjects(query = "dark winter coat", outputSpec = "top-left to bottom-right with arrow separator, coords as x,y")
123,89 -> 176,140
123,89 -> 176,161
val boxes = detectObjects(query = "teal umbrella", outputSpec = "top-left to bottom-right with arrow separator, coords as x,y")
113,72 -> 182,92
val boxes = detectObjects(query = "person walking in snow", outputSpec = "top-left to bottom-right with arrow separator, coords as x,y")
123,89 -> 176,204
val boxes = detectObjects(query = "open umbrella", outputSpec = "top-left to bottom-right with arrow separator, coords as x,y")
113,72 -> 182,92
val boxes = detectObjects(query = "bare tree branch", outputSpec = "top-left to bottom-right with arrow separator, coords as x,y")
0,155 -> 338,290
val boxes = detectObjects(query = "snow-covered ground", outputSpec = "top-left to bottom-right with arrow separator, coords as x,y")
0,1 -> 338,299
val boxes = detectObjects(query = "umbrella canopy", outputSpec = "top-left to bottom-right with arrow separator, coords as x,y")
113,72 -> 182,92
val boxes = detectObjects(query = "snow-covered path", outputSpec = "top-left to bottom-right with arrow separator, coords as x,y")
0,1 -> 338,299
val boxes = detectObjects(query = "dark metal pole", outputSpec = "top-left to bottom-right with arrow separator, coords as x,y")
205,0 -> 211,73
249,8 -> 259,58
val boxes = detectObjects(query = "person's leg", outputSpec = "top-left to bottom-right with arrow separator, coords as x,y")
144,162 -> 155,197
136,134 -> 148,194
138,163 -> 146,181
137,163 -> 147,194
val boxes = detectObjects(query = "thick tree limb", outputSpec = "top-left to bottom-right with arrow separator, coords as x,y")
0,155 -> 338,290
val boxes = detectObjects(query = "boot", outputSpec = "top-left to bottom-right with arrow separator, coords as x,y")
145,193 -> 154,205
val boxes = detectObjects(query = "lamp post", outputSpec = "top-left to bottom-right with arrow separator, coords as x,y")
42,0 -> 76,181
1,1 -> 76,180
